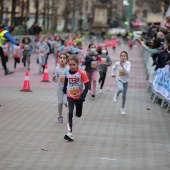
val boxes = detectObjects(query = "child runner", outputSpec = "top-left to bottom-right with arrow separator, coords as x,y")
98,46 -> 112,93
53,35 -> 62,68
127,37 -> 133,51
22,37 -> 32,70
2,41 -> 10,63
76,42 -> 84,69
52,53 -> 69,123
36,36 -> 49,73
63,54 -> 89,141
111,51 -> 131,115
12,39 -> 22,69
83,43 -> 100,98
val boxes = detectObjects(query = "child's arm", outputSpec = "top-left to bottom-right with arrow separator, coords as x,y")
106,56 -> 112,66
121,62 -> 131,75
79,83 -> 89,102
82,55 -> 92,66
45,43 -> 50,54
111,62 -> 118,77
63,77 -> 68,94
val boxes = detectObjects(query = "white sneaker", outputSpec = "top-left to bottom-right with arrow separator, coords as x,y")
64,132 -> 74,141
120,108 -> 126,115
113,93 -> 118,103
99,89 -> 102,93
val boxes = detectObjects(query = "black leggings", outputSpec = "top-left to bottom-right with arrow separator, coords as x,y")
0,47 -> 7,70
67,98 -> 83,132
98,71 -> 106,89
14,58 -> 20,68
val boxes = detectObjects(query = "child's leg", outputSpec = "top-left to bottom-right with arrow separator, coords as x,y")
98,71 -> 102,84
5,56 -> 8,63
42,56 -> 46,72
27,55 -> 30,69
86,72 -> 92,90
99,72 -> 106,89
14,58 -> 17,68
23,55 -> 26,67
57,88 -> 64,117
75,102 -> 83,117
38,56 -> 42,73
116,80 -> 124,96
122,82 -> 128,108
91,71 -> 98,94
67,99 -> 75,132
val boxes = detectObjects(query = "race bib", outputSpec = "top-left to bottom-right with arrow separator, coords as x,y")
91,61 -> 97,68
59,75 -> 65,83
69,86 -> 80,96
24,45 -> 29,50
119,71 -> 126,76
15,49 -> 19,52
101,58 -> 106,64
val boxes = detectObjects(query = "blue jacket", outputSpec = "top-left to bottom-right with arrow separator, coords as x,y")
1,27 -> 18,45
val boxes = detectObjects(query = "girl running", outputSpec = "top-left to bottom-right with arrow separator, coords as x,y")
83,43 -> 101,98
22,37 -> 32,70
111,51 -> 131,115
98,46 -> 112,93
63,54 -> 89,141
36,36 -> 49,73
12,39 -> 22,69
52,53 -> 69,123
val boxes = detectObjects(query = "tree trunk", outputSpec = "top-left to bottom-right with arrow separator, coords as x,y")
25,0 -> 29,22
21,0 -> 25,25
35,0 -> 39,23
11,0 -> 17,25
0,0 -> 4,22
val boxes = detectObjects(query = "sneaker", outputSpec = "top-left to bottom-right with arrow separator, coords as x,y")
88,89 -> 92,95
5,69 -> 14,75
120,108 -> 126,115
92,94 -> 95,98
113,93 -> 118,103
57,117 -> 63,123
99,89 -> 102,93
64,132 -> 74,141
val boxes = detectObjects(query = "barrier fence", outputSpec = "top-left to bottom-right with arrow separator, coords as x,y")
140,46 -> 170,113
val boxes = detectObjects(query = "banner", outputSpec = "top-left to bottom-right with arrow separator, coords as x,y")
153,65 -> 170,100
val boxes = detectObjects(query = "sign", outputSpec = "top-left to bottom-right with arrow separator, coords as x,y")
153,65 -> 170,100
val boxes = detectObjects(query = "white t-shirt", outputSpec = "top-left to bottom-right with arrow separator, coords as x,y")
111,60 -> 131,83
55,65 -> 69,89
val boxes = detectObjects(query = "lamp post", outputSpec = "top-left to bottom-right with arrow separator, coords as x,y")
123,0 -> 133,32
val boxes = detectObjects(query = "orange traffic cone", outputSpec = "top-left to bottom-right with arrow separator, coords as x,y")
41,65 -> 50,82
20,71 -> 32,92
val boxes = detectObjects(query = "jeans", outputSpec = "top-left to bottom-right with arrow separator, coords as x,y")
116,80 -> 128,108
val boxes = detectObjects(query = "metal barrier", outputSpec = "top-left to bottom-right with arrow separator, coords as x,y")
140,46 -> 170,113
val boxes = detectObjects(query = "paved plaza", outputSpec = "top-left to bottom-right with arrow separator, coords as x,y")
0,44 -> 170,170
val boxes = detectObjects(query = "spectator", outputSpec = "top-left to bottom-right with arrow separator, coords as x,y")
33,22 -> 42,36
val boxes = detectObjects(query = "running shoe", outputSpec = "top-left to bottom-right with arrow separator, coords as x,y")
64,132 -> 74,141
113,93 -> 118,103
120,108 -> 126,115
57,117 -> 63,123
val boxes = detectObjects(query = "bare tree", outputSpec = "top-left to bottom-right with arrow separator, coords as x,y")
11,0 -> 17,25
63,0 -> 73,32
20,0 -> 25,25
25,0 -> 29,22
34,0 -> 39,24
0,0 -> 4,22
